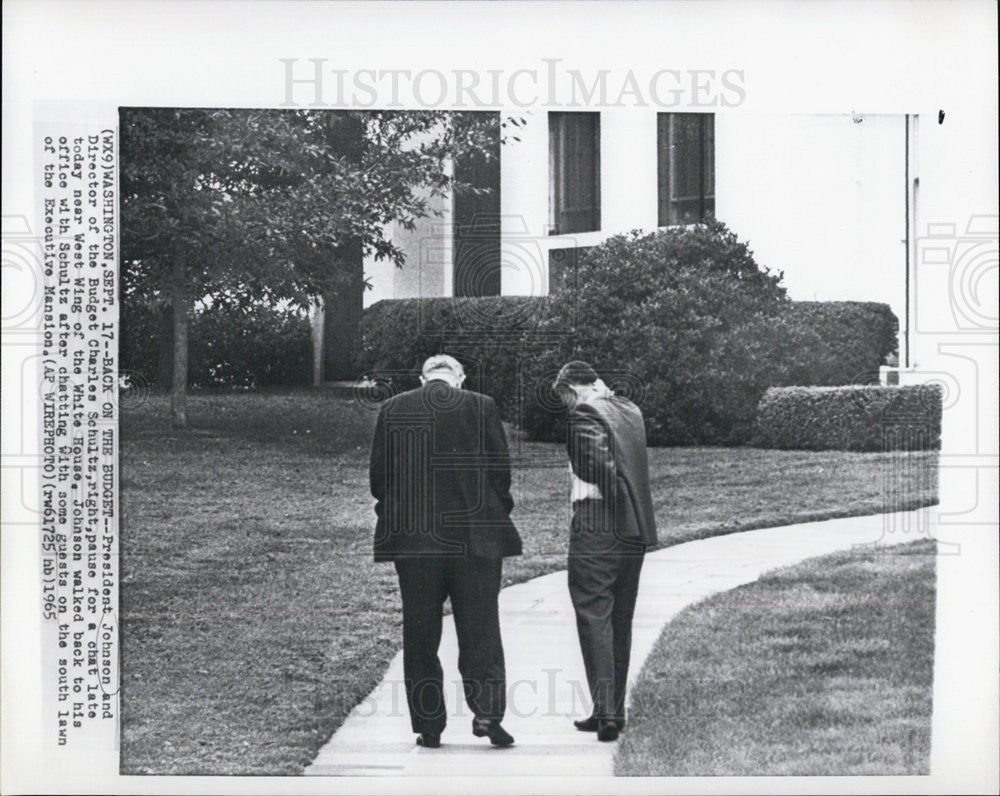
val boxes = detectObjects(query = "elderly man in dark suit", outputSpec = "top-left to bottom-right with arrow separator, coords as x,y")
370,354 -> 522,749
554,361 -> 658,742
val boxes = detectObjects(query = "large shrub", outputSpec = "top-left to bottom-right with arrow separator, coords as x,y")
519,221 -> 792,445
779,302 -> 898,385
358,296 -> 547,418
754,385 -> 942,451
694,302 -> 898,440
359,223 -> 900,446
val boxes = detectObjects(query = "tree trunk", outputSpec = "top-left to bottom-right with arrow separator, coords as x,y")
309,298 -> 325,387
156,304 -> 174,391
321,114 -> 368,383
170,255 -> 190,428
322,239 -> 364,381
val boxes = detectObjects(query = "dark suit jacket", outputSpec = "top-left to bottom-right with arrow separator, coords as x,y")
370,380 -> 522,562
567,393 -> 658,546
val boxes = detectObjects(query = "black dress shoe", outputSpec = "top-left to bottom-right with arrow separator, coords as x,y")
472,718 -> 515,747
596,720 -> 620,742
416,732 -> 441,748
574,716 -> 626,732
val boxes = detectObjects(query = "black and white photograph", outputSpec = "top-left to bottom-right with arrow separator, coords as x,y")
2,1 -> 998,794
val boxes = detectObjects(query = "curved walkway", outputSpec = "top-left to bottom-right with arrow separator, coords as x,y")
306,509 -> 933,777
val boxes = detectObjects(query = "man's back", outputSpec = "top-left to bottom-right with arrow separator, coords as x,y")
371,356 -> 520,748
370,381 -> 521,561
555,362 -> 655,734
569,393 -> 658,546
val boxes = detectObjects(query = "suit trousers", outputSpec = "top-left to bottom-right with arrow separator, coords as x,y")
393,555 -> 506,735
567,499 -> 646,722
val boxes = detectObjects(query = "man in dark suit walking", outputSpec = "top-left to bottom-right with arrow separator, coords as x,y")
553,361 -> 658,742
370,354 -> 522,749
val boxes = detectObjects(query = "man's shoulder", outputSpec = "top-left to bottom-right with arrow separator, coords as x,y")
380,384 -> 491,413
377,385 -> 425,415
610,393 -> 643,417
576,394 -> 644,425
457,388 -> 497,417
568,401 -> 609,437
464,388 -> 494,405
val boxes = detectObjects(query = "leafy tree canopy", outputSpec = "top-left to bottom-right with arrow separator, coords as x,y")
120,108 -> 502,310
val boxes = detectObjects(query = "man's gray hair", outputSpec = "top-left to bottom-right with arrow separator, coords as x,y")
421,354 -> 465,378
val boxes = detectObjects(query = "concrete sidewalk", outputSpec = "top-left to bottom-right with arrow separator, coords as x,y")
306,509 -> 932,777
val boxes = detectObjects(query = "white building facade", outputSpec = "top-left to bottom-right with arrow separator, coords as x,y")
363,111 -> 920,362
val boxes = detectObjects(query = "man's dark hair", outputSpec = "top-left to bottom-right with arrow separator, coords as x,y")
553,360 -> 599,390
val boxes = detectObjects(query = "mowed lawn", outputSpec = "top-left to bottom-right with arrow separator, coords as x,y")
616,538 -> 937,775
119,391 -> 939,774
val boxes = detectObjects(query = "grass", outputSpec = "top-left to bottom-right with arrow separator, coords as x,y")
119,390 -> 938,774
615,538 -> 937,776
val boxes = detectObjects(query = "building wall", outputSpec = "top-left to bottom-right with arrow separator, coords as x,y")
363,185 -> 451,308
501,109 -> 908,331
716,113 -> 907,329
908,109 -> 999,369
364,112 -> 910,342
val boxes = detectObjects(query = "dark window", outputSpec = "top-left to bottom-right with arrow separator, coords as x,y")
549,112 -> 601,235
657,113 -> 714,226
453,112 -> 501,297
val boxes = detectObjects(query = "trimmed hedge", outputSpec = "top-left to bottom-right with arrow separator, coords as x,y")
358,296 -> 547,419
754,385 -> 942,451
120,302 -> 168,388
121,302 -> 312,391
188,303 -> 312,390
516,223 -> 897,445
358,224 -> 900,446
358,295 -> 901,446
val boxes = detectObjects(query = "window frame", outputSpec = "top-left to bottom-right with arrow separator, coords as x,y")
657,113 -> 715,227
548,112 -> 602,235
